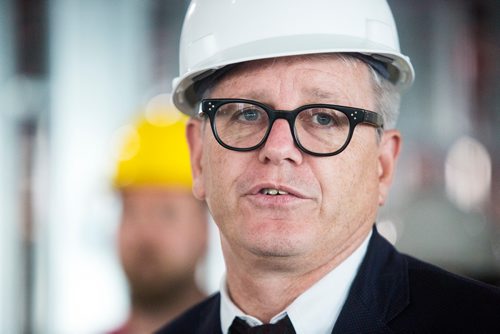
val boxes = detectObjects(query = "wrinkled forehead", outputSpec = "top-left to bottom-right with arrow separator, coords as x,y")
198,54 -> 374,94
207,54 -> 374,107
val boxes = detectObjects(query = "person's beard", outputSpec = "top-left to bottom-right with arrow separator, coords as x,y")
124,249 -> 197,311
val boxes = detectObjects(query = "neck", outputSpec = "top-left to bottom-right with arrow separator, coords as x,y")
123,282 -> 205,334
224,228 -> 370,323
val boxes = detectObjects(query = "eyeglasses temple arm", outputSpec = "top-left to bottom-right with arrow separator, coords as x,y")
362,111 -> 384,129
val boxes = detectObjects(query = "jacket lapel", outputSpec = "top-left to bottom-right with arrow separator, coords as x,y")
331,228 -> 410,334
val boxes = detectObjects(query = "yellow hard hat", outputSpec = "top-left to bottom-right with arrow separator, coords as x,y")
113,96 -> 192,189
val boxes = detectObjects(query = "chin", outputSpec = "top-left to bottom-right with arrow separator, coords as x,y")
249,246 -> 299,258
244,230 -> 309,258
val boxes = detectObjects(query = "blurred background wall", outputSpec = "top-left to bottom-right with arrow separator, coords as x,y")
0,0 -> 498,333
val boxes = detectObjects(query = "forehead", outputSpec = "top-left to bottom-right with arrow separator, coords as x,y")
209,54 -> 374,107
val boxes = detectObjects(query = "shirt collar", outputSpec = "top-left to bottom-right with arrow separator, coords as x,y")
220,230 -> 372,334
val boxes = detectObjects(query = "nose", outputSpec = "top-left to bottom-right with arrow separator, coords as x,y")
258,119 -> 303,165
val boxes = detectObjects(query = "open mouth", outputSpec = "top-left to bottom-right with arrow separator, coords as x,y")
259,188 -> 290,196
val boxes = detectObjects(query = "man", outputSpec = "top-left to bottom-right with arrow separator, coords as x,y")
157,0 -> 500,333
110,103 -> 208,334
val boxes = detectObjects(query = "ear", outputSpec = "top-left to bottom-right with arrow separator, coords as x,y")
186,118 -> 206,200
378,129 -> 401,206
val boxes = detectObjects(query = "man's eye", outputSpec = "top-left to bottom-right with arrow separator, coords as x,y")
312,113 -> 334,126
237,108 -> 261,122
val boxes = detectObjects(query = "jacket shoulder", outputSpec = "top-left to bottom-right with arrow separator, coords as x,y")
392,254 -> 500,331
154,293 -> 221,334
406,254 -> 500,302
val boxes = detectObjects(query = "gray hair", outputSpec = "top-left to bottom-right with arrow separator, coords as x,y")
335,54 -> 401,131
367,64 -> 401,130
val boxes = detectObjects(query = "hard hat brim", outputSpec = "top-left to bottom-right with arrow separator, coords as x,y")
173,34 -> 415,116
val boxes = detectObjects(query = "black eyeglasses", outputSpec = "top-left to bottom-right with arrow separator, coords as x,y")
199,98 -> 384,157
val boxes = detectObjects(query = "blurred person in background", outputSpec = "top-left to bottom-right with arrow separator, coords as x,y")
109,102 -> 208,334
156,0 -> 500,333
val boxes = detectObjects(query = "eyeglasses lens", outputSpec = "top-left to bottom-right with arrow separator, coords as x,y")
213,102 -> 350,155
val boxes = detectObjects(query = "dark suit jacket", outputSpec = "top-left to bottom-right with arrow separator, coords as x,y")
156,228 -> 500,333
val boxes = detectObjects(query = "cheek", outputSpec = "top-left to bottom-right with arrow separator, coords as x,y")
317,140 -> 380,221
168,203 -> 207,259
202,145 -> 246,217
117,225 -> 141,265
118,223 -> 136,248
341,144 -> 380,216
169,223 -> 206,266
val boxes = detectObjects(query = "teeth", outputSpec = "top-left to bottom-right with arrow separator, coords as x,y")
261,188 -> 289,195
267,189 -> 278,195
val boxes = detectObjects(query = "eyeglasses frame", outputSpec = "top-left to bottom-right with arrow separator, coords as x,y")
199,98 -> 384,157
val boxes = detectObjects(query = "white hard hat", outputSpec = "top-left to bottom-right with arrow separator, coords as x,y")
173,0 -> 415,116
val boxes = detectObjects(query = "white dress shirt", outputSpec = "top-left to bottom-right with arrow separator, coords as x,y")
220,231 -> 372,334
